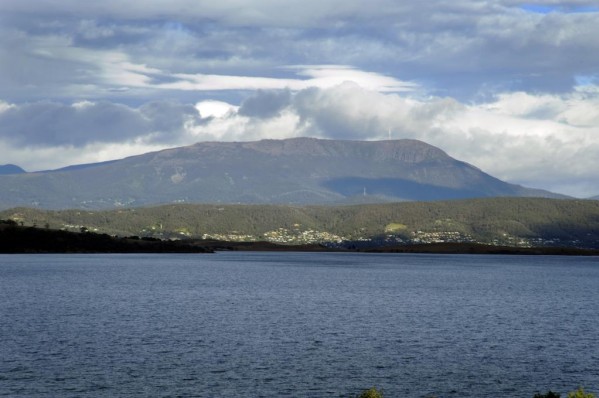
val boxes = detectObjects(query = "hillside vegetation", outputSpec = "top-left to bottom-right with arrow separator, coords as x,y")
2,198 -> 599,248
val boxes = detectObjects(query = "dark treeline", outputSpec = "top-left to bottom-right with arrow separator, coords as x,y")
0,221 -> 211,253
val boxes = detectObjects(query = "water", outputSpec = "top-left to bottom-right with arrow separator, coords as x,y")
1,253 -> 598,397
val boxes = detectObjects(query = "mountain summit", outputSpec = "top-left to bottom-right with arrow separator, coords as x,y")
0,164 -> 25,175
0,137 -> 564,210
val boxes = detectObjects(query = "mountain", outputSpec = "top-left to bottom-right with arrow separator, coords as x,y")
0,164 -> 25,175
0,137 -> 565,210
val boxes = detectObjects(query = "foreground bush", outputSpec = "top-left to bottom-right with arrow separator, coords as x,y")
352,386 -> 594,398
535,391 -> 561,398
356,387 -> 384,398
567,387 -> 596,398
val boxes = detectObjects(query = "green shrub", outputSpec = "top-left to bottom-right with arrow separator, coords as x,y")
356,386 -> 384,398
567,387 -> 596,398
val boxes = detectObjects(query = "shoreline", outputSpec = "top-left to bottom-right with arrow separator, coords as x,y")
2,224 -> 598,255
203,240 -> 599,256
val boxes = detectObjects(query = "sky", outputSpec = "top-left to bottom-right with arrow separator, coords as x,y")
1,1 -> 598,197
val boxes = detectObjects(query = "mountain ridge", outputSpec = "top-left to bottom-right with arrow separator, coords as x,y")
0,137 -> 566,210
0,164 -> 26,175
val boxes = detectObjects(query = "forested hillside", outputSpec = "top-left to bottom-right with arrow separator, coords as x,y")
3,198 -> 599,248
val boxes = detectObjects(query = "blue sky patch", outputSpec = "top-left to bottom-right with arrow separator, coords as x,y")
520,4 -> 555,14
521,4 -> 599,14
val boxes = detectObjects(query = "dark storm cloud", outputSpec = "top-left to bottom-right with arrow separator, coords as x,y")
139,101 -> 203,137
0,101 -> 202,147
238,89 -> 291,118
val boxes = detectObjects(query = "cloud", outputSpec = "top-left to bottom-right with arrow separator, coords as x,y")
0,140 -> 171,172
288,82 -> 463,140
238,89 -> 292,118
151,65 -> 417,93
195,100 -> 238,118
2,1 -> 598,102
0,23 -> 416,98
0,1 -> 421,27
0,100 -> 202,147
483,90 -> 599,127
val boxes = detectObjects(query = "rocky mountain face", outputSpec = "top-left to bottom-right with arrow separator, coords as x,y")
0,137 -> 565,210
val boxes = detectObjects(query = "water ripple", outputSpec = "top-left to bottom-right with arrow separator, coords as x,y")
1,253 -> 598,397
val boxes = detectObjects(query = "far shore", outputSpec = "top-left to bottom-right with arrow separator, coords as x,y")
202,240 -> 599,256
2,223 -> 598,255
356,241 -> 599,256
